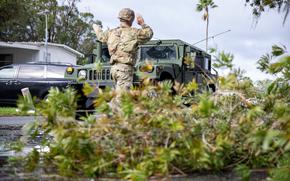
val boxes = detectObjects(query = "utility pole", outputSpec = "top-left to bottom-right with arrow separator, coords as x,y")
45,12 -> 48,63
38,10 -> 50,63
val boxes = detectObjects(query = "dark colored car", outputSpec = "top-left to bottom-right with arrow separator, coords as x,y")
0,62 -> 76,106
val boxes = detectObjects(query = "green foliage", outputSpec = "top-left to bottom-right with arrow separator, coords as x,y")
258,45 -> 290,80
211,49 -> 234,69
186,79 -> 199,92
17,95 -> 36,114
270,155 -> 290,181
257,53 -> 271,72
123,169 -> 148,181
82,82 -> 97,97
10,45 -> 290,180
197,94 -> 216,117
245,0 -> 290,24
8,141 -> 25,152
183,54 -> 195,68
196,0 -> 218,14
26,148 -> 40,171
272,44 -> 286,56
235,164 -> 250,181
38,87 -> 78,123
0,107 -> 30,116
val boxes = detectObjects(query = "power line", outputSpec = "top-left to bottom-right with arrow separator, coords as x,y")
193,29 -> 231,45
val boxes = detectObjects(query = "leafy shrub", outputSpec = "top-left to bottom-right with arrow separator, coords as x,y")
13,46 -> 290,180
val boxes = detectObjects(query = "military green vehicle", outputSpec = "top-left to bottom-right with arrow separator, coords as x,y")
66,39 -> 218,93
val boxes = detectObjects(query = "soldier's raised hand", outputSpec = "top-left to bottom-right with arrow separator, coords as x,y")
93,23 -> 102,33
136,14 -> 145,26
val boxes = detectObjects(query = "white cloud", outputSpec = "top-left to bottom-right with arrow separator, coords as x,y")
78,0 -> 289,81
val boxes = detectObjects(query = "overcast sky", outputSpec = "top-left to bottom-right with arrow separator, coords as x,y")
78,0 -> 290,81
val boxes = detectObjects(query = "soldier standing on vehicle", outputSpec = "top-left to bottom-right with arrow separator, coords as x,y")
93,8 -> 153,96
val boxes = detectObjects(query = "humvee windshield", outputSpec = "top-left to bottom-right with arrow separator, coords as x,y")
140,46 -> 176,61
100,45 -> 177,62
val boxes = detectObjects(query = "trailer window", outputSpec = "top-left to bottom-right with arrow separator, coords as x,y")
205,57 -> 210,70
102,48 -> 110,63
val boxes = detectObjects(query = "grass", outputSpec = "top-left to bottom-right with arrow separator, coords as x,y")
0,107 -> 31,116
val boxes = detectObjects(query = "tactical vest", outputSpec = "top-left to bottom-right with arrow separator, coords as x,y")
107,27 -> 139,66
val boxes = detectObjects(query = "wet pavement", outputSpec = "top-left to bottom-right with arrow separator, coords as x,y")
0,116 -> 35,125
0,116 -> 37,156
0,115 -> 36,165
0,116 -> 36,180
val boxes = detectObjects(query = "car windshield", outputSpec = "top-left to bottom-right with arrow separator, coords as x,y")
140,46 -> 176,61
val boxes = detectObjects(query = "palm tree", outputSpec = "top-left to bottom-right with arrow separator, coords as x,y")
196,0 -> 218,52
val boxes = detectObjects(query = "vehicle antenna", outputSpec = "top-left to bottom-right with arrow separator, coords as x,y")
192,29 -> 231,45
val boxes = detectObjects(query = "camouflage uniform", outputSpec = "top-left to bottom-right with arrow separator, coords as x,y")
94,10 -> 153,93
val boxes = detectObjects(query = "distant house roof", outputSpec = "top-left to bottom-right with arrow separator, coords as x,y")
0,41 -> 84,57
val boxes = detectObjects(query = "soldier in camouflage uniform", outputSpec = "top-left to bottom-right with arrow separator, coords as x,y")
93,8 -> 153,94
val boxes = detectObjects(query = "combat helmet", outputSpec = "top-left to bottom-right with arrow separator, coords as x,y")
118,8 -> 135,23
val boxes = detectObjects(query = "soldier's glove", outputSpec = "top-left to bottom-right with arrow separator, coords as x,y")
136,14 -> 145,26
93,24 -> 102,32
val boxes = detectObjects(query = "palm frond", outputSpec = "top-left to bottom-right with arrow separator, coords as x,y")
282,0 -> 290,25
196,4 -> 204,12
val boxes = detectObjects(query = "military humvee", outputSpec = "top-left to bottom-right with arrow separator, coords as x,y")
66,39 -> 218,93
